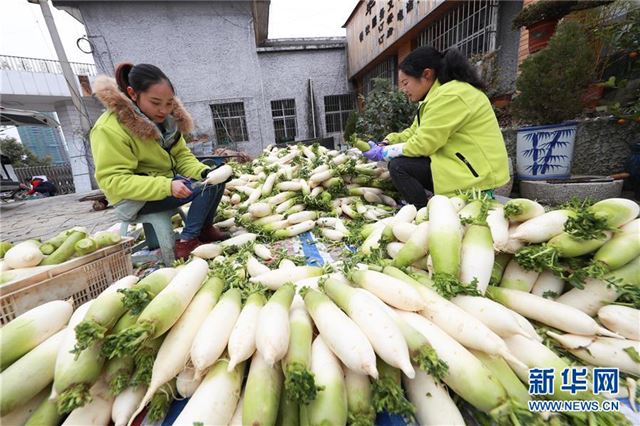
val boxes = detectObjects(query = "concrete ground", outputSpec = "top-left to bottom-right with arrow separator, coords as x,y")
0,191 -> 119,243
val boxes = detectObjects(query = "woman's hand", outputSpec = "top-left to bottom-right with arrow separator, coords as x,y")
171,180 -> 192,198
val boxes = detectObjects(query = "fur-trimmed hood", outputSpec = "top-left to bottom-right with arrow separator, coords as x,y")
93,75 -> 193,140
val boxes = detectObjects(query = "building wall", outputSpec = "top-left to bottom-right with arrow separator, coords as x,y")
495,0 -> 524,95
258,48 -> 352,146
517,0 -> 537,65
349,0 -> 524,98
76,1 -> 350,156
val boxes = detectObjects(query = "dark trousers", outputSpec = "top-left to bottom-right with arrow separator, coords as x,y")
34,181 -> 57,196
388,156 -> 434,209
138,177 -> 225,240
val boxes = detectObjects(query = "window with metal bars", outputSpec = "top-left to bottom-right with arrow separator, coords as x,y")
210,102 -> 249,144
362,56 -> 398,96
271,99 -> 297,143
324,94 -> 356,134
417,0 -> 498,58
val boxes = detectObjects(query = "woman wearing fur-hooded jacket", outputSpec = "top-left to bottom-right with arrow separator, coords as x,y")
90,63 -> 228,260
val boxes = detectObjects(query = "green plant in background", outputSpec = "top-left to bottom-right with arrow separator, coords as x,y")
343,110 -> 357,142
583,3 -> 640,123
354,78 -> 415,142
512,0 -> 613,30
512,20 -> 596,125
0,137 -> 52,167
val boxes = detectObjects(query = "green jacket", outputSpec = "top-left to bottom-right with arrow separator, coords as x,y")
386,79 -> 509,196
90,76 -> 208,205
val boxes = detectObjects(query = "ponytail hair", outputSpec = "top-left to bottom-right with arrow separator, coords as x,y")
114,62 -> 175,99
399,46 -> 485,91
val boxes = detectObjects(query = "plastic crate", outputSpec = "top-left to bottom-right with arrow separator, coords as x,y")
0,238 -> 133,325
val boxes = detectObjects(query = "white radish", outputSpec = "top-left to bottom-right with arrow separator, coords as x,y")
403,368 -> 465,426
246,255 -> 270,277
488,287 -> 621,338
502,224 -> 526,254
266,191 -> 296,205
173,360 -> 244,426
274,220 -> 316,238
309,169 -> 334,184
500,258 -> 539,292
111,386 -> 145,426
293,275 -> 324,291
249,265 -> 323,290
287,211 -> 318,224
302,288 -> 378,378
486,205 -> 509,251
598,305 -> 640,340
307,336 -> 348,426
0,388 -> 49,426
449,196 -> 467,212
0,329 -> 66,416
248,202 -> 272,218
0,299 -> 73,372
384,267 -> 526,368
386,242 -> 404,259
128,276 -> 224,425
191,288 -> 242,378
228,293 -> 267,371
531,270 -> 565,299
220,233 -> 257,248
398,311 -> 508,413
428,195 -> 463,277
254,214 -> 285,226
392,222 -> 417,243
261,173 -> 277,197
4,240 -> 44,269
510,210 -> 572,243
276,181 -> 303,191
191,243 -> 222,260
229,394 -> 243,425
547,332 -> 640,376
253,243 -> 273,260
452,295 -> 537,340
61,377 -> 114,426
323,278 -> 415,378
176,366 -> 202,398
459,224 -> 494,294
503,198 -> 545,222
203,165 -> 233,186
350,269 -> 425,311
243,351 -> 282,425
214,217 -> 235,229
279,258 -> 297,270
393,221 -> 429,267
320,228 -> 345,241
255,284 -> 295,366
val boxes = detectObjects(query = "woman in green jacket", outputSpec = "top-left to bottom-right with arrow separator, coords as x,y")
91,63 -> 228,260
363,47 -> 509,208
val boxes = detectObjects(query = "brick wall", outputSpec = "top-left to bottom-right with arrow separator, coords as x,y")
517,0 -> 538,66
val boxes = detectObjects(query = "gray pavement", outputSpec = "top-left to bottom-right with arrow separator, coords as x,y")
0,192 -> 120,243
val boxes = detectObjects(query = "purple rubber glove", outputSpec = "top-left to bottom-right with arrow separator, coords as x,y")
363,144 -> 384,161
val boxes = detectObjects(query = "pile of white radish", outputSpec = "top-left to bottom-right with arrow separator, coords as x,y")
2,138 -> 638,426
0,229 -> 124,286
195,143 -> 399,246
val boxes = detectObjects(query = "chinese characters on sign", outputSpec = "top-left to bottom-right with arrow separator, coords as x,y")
528,367 -> 620,396
358,0 -> 417,45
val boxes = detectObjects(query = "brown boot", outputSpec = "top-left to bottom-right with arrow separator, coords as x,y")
198,225 -> 230,243
175,238 -> 203,261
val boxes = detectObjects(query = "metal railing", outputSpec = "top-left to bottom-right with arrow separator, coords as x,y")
0,55 -> 96,76
417,0 -> 499,58
15,164 -> 75,195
